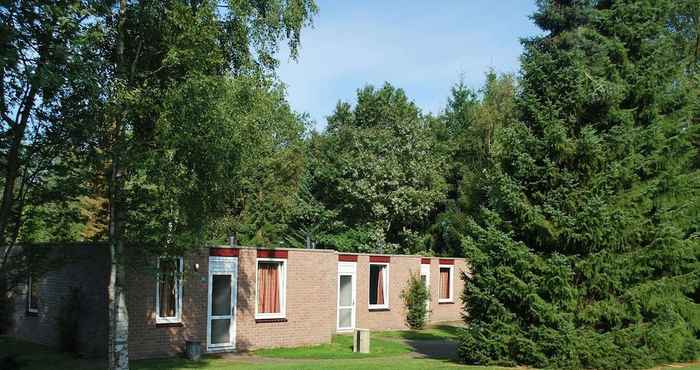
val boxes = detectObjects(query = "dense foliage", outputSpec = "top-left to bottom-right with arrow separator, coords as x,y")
3,0 -> 699,368
457,1 -> 700,368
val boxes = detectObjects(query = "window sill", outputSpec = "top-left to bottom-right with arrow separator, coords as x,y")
156,322 -> 184,328
438,300 -> 454,304
255,318 -> 288,323
368,306 -> 390,311
26,310 -> 39,317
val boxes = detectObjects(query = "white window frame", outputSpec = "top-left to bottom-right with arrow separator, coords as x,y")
255,258 -> 287,320
27,274 -> 38,314
156,256 -> 183,324
368,263 -> 390,309
438,265 -> 454,303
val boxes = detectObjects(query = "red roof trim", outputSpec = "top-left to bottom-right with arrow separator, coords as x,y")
369,255 -> 390,263
421,258 -> 431,265
257,249 -> 288,259
439,258 -> 454,265
338,254 -> 358,262
210,248 -> 239,257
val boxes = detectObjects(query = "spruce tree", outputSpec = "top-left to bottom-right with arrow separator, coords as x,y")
458,1 -> 700,368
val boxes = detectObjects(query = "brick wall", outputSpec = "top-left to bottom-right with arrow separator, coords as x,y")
424,257 -> 468,323
235,248 -> 337,350
10,244 -> 468,360
10,244 -> 109,358
126,248 -> 209,359
355,254 -> 419,330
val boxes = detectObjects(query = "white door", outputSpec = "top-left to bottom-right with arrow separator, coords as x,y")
420,264 -> 430,319
337,262 -> 356,331
207,256 -> 237,351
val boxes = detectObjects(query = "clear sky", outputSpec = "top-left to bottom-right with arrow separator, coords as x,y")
277,1 -> 543,131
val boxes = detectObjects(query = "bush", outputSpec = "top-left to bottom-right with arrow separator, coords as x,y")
57,287 -> 81,354
401,272 -> 429,329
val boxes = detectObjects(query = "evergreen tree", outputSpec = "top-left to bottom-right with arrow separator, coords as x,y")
458,1 -> 700,368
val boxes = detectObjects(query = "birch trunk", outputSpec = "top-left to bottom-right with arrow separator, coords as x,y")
108,1 -> 129,368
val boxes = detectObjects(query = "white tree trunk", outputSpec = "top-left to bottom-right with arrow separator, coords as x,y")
108,237 -> 129,370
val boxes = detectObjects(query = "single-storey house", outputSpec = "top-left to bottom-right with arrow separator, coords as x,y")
9,244 -> 467,359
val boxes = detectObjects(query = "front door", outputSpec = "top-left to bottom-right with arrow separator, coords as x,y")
337,262 -> 356,331
207,256 -> 237,351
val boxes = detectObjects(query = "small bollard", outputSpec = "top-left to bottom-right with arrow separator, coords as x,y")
353,328 -> 370,353
185,340 -> 202,361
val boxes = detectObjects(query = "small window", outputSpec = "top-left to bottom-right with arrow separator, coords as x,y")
256,259 -> 286,319
439,266 -> 453,302
369,263 -> 389,309
27,274 -> 39,314
156,257 -> 183,323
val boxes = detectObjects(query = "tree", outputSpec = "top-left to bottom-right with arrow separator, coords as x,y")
49,1 -> 317,368
0,0 -> 112,334
310,83 -> 448,253
458,1 -> 700,368
429,72 -> 517,257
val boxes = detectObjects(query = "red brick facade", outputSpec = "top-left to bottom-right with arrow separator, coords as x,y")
10,245 -> 468,359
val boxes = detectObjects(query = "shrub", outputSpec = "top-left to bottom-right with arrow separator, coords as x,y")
401,272 -> 429,329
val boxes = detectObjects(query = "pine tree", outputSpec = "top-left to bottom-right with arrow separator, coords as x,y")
458,1 -> 700,368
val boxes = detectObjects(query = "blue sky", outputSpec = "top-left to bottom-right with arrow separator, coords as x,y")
277,1 -> 543,131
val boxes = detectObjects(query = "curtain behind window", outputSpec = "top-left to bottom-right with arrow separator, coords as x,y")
439,268 -> 450,299
159,259 -> 178,317
258,262 -> 280,313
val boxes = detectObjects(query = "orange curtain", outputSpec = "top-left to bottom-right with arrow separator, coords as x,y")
258,263 -> 280,313
376,266 -> 385,305
440,268 -> 450,299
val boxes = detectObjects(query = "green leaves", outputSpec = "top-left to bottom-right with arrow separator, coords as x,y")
458,1 -> 700,368
311,83 -> 448,253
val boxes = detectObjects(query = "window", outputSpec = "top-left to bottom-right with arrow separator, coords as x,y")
439,266 -> 453,302
27,274 -> 39,314
369,263 -> 389,309
256,259 -> 286,319
156,257 -> 183,323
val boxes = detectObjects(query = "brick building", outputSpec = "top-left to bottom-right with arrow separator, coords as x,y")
9,244 -> 467,359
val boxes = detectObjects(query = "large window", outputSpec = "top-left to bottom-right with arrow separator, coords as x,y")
27,274 -> 39,314
156,257 -> 183,324
256,259 -> 286,319
369,263 -> 389,309
439,265 -> 453,302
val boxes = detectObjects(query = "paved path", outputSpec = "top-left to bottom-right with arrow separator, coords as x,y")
403,339 -> 459,360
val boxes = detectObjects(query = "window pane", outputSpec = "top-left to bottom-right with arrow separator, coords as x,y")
28,276 -> 38,310
258,262 -> 281,314
159,259 -> 179,317
212,275 -> 231,316
211,318 -> 230,345
338,307 -> 352,328
369,265 -> 385,305
339,275 -> 352,307
440,268 -> 450,299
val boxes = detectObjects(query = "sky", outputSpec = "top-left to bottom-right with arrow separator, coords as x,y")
276,1 -> 543,131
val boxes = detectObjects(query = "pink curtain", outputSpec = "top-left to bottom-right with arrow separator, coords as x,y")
258,263 -> 280,313
440,268 -> 450,299
376,266 -> 385,305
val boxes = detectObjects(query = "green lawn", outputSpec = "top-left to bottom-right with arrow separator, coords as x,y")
2,334 -> 699,370
374,324 -> 462,341
254,333 -> 410,359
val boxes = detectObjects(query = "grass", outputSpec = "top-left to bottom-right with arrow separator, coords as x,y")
133,356 -> 489,369
374,324 -> 463,341
2,334 -> 699,370
254,333 -> 410,359
0,335 -> 103,370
